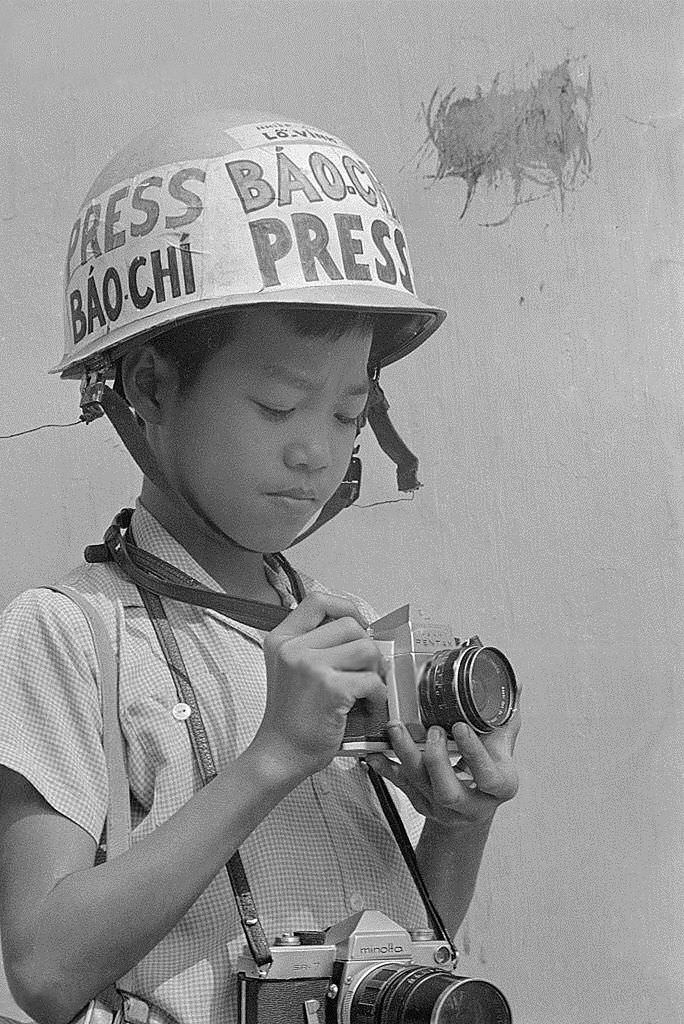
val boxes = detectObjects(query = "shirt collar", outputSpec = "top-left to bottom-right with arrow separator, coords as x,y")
130,500 -> 227,591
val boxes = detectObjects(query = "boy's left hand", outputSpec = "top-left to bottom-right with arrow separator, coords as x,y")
366,707 -> 521,833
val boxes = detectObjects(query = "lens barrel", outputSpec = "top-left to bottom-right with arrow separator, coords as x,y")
350,963 -> 512,1024
418,643 -> 517,734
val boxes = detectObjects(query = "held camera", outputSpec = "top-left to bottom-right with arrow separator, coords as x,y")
339,606 -> 517,756
237,909 -> 512,1024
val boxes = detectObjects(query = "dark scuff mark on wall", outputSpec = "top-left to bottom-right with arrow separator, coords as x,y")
421,60 -> 592,225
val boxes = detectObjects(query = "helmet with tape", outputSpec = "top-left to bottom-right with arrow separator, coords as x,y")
54,109 -> 445,378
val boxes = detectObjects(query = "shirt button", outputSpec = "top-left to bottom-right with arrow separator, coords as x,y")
172,702 -> 192,721
350,893 -> 365,911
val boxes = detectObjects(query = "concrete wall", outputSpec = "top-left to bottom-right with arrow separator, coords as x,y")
1,2 -> 681,1021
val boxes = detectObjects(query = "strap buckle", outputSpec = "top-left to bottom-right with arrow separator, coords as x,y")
80,367 -> 108,423
343,450 -> 362,505
74,988 -> 150,1024
119,994 -> 151,1024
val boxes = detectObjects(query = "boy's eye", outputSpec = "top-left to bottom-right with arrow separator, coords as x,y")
254,402 -> 295,421
255,401 -> 360,427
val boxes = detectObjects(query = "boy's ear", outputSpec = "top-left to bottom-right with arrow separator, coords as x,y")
120,345 -> 177,424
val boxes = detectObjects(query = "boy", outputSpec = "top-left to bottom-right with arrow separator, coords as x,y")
0,112 -> 520,1024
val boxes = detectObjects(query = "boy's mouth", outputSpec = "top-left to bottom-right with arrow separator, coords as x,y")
266,488 -> 319,503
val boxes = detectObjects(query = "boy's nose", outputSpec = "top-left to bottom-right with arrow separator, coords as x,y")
283,436 -> 331,472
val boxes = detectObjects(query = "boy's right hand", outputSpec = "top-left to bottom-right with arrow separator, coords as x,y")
252,593 -> 387,779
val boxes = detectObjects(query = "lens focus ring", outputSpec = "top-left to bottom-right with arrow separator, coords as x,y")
418,649 -> 465,732
348,963 -> 512,1024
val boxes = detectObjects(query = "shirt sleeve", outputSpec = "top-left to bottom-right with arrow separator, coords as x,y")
0,588 -> 108,843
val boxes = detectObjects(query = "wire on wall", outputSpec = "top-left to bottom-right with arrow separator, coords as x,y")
0,420 -> 83,439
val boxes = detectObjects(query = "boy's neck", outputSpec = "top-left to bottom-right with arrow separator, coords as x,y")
139,480 -> 283,605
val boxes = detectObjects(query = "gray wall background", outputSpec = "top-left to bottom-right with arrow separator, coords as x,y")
0,2 -> 682,1021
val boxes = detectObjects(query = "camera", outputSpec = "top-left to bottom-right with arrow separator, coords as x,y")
339,605 -> 517,756
237,909 -> 511,1023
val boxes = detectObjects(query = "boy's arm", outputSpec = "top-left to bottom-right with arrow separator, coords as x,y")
0,748 -> 298,1024
415,817 -> 493,939
367,714 -> 521,938
0,592 -> 387,1024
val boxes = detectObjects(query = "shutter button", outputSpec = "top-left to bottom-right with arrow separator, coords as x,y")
172,702 -> 192,721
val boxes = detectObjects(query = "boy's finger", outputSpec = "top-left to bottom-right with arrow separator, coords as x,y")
452,724 -> 518,800
451,723 -> 494,780
320,638 -> 387,675
343,671 -> 388,712
385,722 -> 423,775
500,708 -> 522,750
272,593 -> 368,638
364,754 -> 401,783
422,729 -> 470,807
481,706 -> 522,759
364,756 -> 419,800
365,755 -> 416,796
304,616 -> 373,649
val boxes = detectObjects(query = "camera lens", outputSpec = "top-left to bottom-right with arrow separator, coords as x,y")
418,644 -> 517,734
350,964 -> 512,1024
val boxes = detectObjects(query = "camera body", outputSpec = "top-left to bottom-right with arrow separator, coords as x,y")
338,605 -> 517,756
238,910 -> 511,1024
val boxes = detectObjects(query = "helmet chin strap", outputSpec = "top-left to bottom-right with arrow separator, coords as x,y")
79,368 -> 421,551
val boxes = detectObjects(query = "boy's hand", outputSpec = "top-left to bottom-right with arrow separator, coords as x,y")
253,594 -> 387,779
366,705 -> 521,834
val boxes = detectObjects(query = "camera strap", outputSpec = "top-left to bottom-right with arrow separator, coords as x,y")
135,584 -> 275,970
365,766 -> 458,957
85,508 -> 304,632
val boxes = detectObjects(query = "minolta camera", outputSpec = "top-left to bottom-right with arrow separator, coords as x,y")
340,605 -> 517,755
237,909 -> 511,1024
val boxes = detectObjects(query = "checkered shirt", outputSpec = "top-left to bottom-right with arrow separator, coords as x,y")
0,504 -> 426,1024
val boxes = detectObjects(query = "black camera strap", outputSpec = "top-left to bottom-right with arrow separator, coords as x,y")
135,584 -> 274,971
365,765 -> 457,956
85,508 -> 303,632
88,511 -> 455,964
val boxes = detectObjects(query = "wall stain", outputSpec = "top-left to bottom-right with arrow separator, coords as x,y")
421,60 -> 592,225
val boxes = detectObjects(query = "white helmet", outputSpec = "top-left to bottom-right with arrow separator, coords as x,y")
54,110 -> 445,378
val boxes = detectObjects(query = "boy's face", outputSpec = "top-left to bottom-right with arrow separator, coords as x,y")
158,308 -> 373,552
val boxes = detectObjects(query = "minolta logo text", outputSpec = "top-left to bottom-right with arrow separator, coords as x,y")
359,942 -> 404,956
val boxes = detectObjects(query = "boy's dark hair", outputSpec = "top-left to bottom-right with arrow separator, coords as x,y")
146,306 -> 376,391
